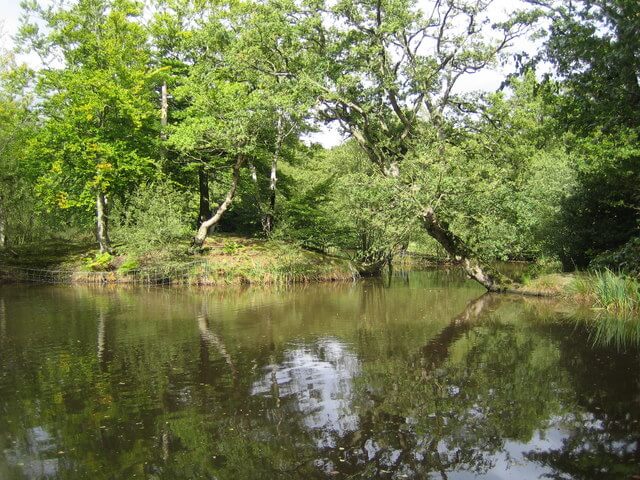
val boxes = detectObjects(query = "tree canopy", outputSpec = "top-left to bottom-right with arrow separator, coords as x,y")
0,0 -> 637,283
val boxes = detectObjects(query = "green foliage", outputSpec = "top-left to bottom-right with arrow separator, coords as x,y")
84,252 -> 113,271
400,72 -> 572,262
117,257 -> 140,274
572,269 -> 640,313
19,0 -> 160,241
543,0 -> 640,268
0,45 -> 49,246
111,181 -> 192,255
222,240 -> 243,255
278,142 -> 418,272
545,0 -> 640,134
591,270 -> 640,312
0,0 -> 637,280
520,257 -> 563,284
274,164 -> 338,250
591,237 -> 640,276
550,130 -> 640,268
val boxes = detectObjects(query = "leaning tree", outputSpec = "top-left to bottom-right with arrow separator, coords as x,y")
256,0 -> 540,290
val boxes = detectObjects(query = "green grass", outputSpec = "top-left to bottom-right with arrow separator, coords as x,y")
191,236 -> 356,285
571,269 -> 640,313
516,273 -> 576,296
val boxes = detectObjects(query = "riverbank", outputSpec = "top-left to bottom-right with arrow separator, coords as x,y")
2,239 -> 638,318
510,270 -> 640,317
0,235 -> 357,285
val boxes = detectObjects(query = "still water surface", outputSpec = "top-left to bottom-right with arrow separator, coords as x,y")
1,270 -> 639,479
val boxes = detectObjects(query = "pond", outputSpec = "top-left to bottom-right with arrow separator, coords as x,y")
1,270 -> 639,479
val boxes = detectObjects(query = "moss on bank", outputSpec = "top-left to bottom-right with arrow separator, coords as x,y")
0,235 -> 357,285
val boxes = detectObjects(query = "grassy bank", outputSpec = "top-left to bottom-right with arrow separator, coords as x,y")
191,236 -> 356,285
512,269 -> 640,316
0,235 -> 357,286
570,269 -> 640,313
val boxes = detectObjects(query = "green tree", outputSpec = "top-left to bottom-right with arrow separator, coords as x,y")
542,0 -> 640,268
282,141 -> 418,274
20,0 -> 160,253
228,0 -> 317,236
169,0 -> 316,247
273,0 -> 542,289
436,72 -> 572,261
0,40 -> 38,247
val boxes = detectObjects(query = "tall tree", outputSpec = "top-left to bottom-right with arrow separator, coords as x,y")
170,0 -> 315,246
148,0 -> 213,225
20,0 -> 159,253
0,45 -> 35,248
226,0 -> 315,235
544,0 -> 640,133
541,0 -> 640,268
282,0 -> 541,289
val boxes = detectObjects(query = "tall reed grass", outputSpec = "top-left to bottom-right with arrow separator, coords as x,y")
572,269 -> 640,313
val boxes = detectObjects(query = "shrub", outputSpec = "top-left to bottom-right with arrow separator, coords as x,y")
590,237 -> 640,277
117,257 -> 140,274
520,256 -> 563,284
222,240 -> 243,255
85,252 -> 113,271
111,181 -> 192,256
592,270 -> 640,312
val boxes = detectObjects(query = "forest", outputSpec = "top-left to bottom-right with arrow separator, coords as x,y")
0,0 -> 638,296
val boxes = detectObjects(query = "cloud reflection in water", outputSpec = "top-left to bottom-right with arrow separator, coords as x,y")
251,338 -> 359,447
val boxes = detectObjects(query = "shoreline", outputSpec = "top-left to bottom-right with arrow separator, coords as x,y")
0,236 -> 358,287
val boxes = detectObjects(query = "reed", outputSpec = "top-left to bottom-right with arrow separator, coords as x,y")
571,269 -> 640,313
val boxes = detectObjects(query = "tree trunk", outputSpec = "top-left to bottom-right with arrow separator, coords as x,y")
192,155 -> 245,248
264,166 -> 276,234
96,191 -> 112,254
161,81 -> 168,129
198,166 -> 211,225
264,112 -> 284,235
247,157 -> 264,206
0,194 -> 6,249
421,206 -> 507,292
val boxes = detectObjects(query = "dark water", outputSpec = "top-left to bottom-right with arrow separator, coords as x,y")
1,270 -> 639,479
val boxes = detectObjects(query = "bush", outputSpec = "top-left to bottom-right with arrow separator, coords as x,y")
520,256 -> 563,284
592,270 -> 640,312
85,252 -> 113,271
117,257 -> 140,274
572,269 -> 640,313
590,237 -> 640,277
111,181 -> 192,256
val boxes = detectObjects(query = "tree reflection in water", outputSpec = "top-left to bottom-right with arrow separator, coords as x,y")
245,294 -> 640,479
1,275 -> 640,479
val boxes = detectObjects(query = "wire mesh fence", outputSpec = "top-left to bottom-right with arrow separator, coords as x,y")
0,261 -> 213,285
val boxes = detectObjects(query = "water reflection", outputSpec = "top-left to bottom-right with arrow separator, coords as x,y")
0,272 -> 639,479
251,338 -> 360,447
197,311 -> 237,379
3,427 -> 59,479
